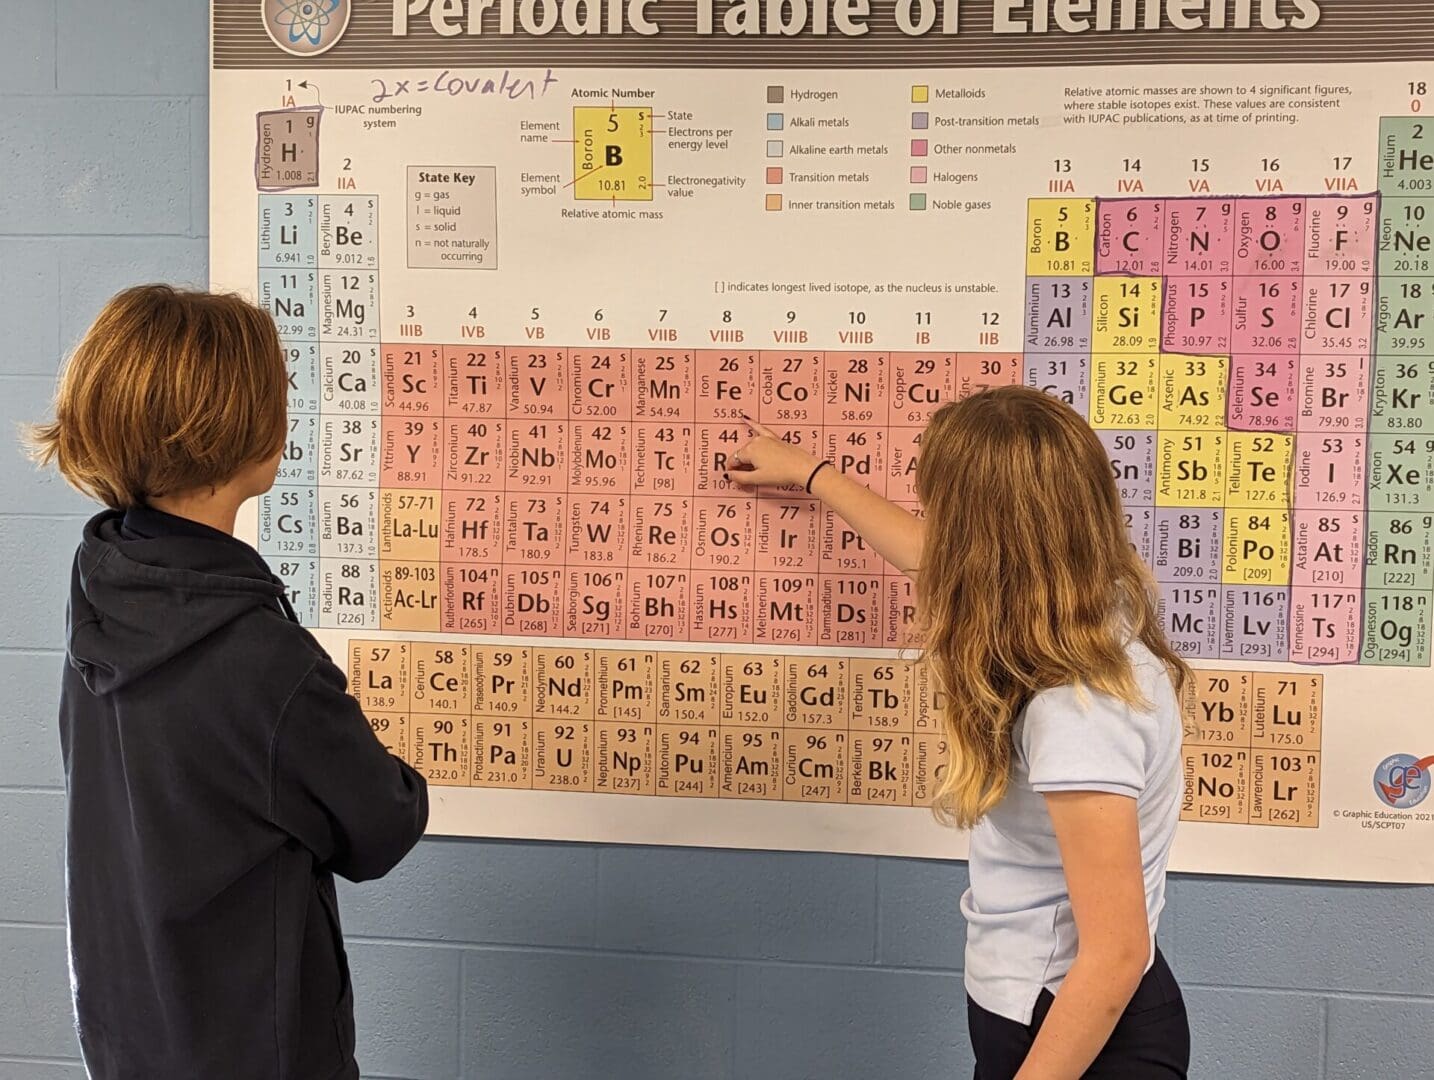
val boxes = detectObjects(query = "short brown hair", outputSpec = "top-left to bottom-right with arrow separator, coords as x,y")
28,285 -> 287,509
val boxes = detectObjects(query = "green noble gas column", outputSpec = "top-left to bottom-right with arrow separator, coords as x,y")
1369,117 -> 1434,665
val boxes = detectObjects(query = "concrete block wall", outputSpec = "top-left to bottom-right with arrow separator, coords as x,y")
1,4 -> 1430,1076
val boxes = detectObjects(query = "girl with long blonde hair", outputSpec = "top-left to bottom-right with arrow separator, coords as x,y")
729,385 -> 1191,1079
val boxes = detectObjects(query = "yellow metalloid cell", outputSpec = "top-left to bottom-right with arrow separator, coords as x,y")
1026,199 -> 1096,277
1092,276 -> 1163,353
573,107 -> 654,202
1223,510 -> 1293,586
1158,353 -> 1229,430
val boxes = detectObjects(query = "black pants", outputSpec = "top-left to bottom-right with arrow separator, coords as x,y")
967,949 -> 1190,1079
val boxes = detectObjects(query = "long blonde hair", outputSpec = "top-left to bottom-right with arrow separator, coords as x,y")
914,386 -> 1188,828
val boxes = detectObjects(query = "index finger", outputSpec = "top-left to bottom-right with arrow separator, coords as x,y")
741,414 -> 779,440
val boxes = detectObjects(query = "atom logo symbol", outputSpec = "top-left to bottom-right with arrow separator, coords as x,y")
277,0 -> 339,46
261,0 -> 350,57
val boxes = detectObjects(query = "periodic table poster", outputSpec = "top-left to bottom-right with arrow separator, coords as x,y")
213,0 -> 1434,882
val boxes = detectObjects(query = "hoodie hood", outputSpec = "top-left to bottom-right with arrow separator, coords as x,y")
68,510 -> 288,695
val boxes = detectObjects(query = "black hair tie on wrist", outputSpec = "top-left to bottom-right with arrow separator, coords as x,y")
805,460 -> 833,494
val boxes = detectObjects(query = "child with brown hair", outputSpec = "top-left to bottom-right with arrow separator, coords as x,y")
30,285 -> 427,1080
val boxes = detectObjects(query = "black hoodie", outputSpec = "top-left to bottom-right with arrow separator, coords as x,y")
60,506 -> 428,1080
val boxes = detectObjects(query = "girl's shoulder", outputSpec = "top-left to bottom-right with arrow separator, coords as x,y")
1025,640 -> 1173,713
1124,640 -> 1181,708
1018,642 -> 1179,749
1016,643 -> 1181,792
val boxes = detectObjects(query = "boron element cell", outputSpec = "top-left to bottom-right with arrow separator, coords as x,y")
573,107 -> 654,201
1026,198 -> 1096,277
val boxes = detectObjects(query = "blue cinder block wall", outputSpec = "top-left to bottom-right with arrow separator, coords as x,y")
1,5 -> 1430,1077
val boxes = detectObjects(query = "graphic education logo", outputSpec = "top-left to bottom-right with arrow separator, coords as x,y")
262,0 -> 350,57
1374,753 -> 1434,810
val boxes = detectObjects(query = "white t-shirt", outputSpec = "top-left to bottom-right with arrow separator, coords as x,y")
960,641 -> 1182,1024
